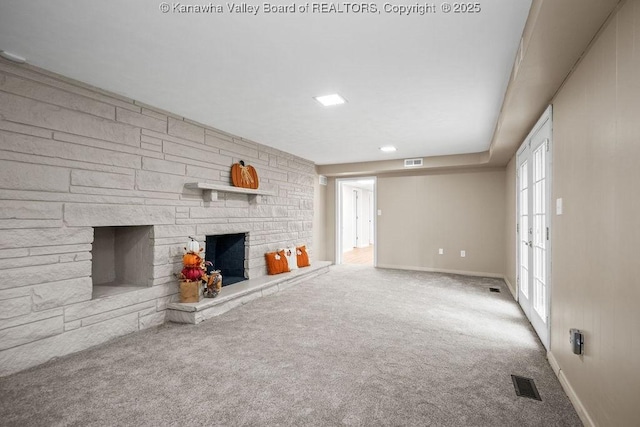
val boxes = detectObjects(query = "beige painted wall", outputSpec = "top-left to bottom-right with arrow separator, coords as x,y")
500,1 -> 640,424
546,1 -> 640,424
323,177 -> 337,263
373,169 -> 506,276
322,171 -> 506,276
504,157 -> 517,296
312,171 -> 327,261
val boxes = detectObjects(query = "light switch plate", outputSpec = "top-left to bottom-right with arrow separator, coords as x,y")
438,248 -> 444,255
460,250 -> 466,257
377,209 -> 382,216
556,198 -> 563,215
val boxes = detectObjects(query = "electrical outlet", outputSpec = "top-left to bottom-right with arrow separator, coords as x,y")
570,328 -> 583,355
460,250 -> 466,257
438,248 -> 444,255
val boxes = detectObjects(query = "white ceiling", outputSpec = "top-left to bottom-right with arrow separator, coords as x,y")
0,0 -> 531,165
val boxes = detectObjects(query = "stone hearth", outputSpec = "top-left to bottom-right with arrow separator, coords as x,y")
167,261 -> 332,324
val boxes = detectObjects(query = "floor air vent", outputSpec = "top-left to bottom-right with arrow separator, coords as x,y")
489,287 -> 501,293
511,375 -> 542,401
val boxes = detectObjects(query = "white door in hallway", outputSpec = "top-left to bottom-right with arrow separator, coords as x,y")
517,106 -> 552,349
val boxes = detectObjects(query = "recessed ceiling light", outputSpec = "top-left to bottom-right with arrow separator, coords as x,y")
314,94 -> 346,107
380,146 -> 397,153
0,50 -> 27,63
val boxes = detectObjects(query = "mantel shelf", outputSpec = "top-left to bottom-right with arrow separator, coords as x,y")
185,182 -> 275,201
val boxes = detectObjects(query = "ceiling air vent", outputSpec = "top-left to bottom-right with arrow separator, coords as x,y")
404,158 -> 423,168
319,175 -> 328,186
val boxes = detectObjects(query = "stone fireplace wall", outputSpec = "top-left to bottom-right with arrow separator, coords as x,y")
0,60 -> 316,376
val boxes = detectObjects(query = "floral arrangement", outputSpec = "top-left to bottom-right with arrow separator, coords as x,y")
178,237 -> 221,300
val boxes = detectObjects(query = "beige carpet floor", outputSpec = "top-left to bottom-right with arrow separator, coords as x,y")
0,265 -> 581,426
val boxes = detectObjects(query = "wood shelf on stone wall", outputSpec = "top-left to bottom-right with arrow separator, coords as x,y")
185,182 -> 276,202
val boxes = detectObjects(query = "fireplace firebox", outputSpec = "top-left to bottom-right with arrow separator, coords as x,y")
205,233 -> 247,286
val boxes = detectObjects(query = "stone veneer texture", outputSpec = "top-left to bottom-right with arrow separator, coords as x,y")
0,60 -> 316,376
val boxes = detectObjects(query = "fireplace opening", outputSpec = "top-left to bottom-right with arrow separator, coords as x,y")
205,233 -> 247,286
92,226 -> 152,298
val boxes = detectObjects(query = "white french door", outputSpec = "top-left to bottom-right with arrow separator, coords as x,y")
517,106 -> 552,349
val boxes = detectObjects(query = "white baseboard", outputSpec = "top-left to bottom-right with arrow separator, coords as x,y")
547,350 -> 562,376
375,264 -> 504,279
547,351 -> 595,427
502,276 -> 517,299
375,265 -> 518,302
376,265 -> 519,303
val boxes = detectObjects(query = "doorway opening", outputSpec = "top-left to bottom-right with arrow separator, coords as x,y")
336,178 -> 376,265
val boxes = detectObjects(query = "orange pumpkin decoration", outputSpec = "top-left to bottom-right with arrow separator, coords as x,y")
231,160 -> 259,189
182,253 -> 202,268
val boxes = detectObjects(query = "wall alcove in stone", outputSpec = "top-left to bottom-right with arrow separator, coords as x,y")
92,226 -> 153,298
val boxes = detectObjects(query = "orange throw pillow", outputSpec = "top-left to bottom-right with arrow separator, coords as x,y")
265,250 -> 290,275
296,245 -> 310,268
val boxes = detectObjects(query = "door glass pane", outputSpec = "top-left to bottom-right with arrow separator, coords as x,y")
532,144 -> 546,320
519,161 -> 529,299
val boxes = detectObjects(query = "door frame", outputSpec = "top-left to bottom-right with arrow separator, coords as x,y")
353,189 -> 359,248
516,147 -> 530,314
516,105 -> 553,350
335,177 -> 377,266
